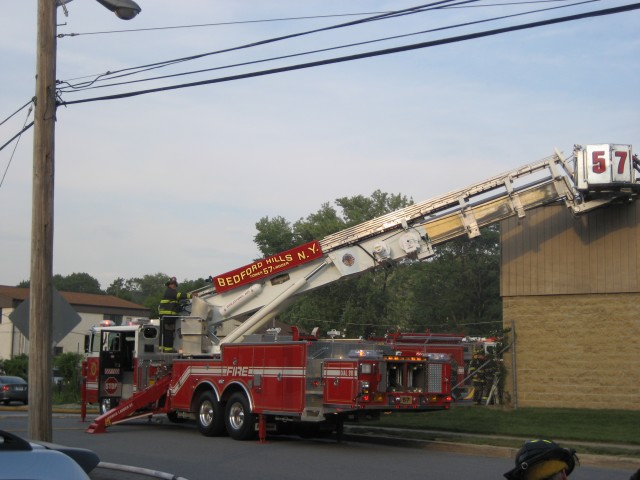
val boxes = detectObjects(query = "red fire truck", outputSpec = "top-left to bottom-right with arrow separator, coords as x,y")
83,144 -> 638,440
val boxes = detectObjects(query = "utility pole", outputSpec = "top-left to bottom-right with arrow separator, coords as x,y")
29,0 -> 57,442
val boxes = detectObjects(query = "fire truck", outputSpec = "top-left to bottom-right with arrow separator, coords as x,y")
83,144 -> 638,440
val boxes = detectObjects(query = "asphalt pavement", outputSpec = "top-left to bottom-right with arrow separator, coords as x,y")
2,403 -> 639,480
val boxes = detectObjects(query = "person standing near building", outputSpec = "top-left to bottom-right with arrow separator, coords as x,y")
469,349 -> 487,405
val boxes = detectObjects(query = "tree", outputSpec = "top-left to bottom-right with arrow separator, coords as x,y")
106,277 -> 133,301
292,203 -> 345,244
1,354 -> 28,380
17,272 -> 103,294
107,273 -> 210,318
336,190 -> 413,226
254,216 -> 295,257
267,191 -> 414,336
396,225 -> 502,335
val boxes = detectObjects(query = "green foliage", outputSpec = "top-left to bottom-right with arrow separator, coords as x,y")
105,273 -> 209,319
53,352 -> 83,384
254,191 -> 413,259
391,225 -> 502,335
254,216 -> 296,257
336,190 -> 413,226
52,352 -> 83,404
105,277 -> 133,301
262,190 -> 502,337
18,272 -> 103,294
293,203 -> 345,245
0,354 -> 28,380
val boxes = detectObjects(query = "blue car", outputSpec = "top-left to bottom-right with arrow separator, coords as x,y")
0,375 -> 28,405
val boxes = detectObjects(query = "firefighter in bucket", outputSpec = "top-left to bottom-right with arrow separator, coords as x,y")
158,276 -> 194,352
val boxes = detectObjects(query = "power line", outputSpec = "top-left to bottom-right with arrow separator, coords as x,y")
56,0 -> 601,94
56,0 -> 573,38
57,0 -> 472,89
0,100 -> 34,128
57,2 -> 640,107
0,121 -> 34,155
0,104 -> 33,189
57,11 -> 393,38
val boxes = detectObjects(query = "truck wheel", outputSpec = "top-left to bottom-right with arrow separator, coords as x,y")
195,391 -> 225,436
224,392 -> 256,440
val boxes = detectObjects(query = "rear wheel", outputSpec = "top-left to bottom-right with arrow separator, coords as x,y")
224,392 -> 256,440
195,391 -> 225,436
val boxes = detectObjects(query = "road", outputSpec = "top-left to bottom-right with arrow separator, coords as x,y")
0,411 -> 635,480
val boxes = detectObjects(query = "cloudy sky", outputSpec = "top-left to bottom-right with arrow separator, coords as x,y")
1,0 -> 639,290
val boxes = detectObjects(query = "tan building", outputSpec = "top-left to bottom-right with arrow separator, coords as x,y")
500,201 -> 640,410
0,286 -> 149,359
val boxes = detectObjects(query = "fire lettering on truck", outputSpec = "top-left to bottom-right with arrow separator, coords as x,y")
225,366 -> 249,376
213,240 -> 323,293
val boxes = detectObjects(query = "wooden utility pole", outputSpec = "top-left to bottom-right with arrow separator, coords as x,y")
29,0 -> 57,442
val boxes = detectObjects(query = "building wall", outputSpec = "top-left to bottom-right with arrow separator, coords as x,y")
501,202 -> 640,411
0,310 -> 25,360
502,294 -> 640,410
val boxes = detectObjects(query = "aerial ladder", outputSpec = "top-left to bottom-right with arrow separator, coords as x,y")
190,143 -> 639,350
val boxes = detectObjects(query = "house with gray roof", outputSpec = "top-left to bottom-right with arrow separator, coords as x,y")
0,285 -> 149,359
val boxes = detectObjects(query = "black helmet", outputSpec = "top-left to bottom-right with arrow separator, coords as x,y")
165,276 -> 178,287
504,439 -> 578,480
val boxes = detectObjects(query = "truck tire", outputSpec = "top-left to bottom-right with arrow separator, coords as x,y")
195,391 -> 225,436
224,392 -> 256,440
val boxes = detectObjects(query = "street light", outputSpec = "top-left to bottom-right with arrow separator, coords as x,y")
29,0 -> 141,443
95,0 -> 142,20
57,0 -> 141,20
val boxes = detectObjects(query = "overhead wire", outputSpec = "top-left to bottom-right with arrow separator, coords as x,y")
0,100 -> 34,128
54,0 -> 577,39
56,0 -> 475,91
57,11 -> 394,37
56,0 -> 602,94
0,103 -> 33,189
57,2 -> 640,107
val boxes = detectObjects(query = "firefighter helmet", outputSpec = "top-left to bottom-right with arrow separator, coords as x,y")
504,439 -> 578,480
166,276 -> 178,287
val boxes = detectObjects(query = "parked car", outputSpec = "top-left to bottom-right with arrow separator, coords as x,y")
0,375 -> 28,405
0,429 -> 99,480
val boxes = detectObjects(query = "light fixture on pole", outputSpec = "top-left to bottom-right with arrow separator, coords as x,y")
57,0 -> 142,20
95,0 -> 141,20
29,0 -> 141,443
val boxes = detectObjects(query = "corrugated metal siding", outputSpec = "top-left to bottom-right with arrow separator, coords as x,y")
501,201 -> 640,296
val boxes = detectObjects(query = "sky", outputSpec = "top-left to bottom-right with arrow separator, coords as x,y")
1,0 -> 639,291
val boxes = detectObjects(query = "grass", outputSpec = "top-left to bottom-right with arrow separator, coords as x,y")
348,404 -> 640,455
